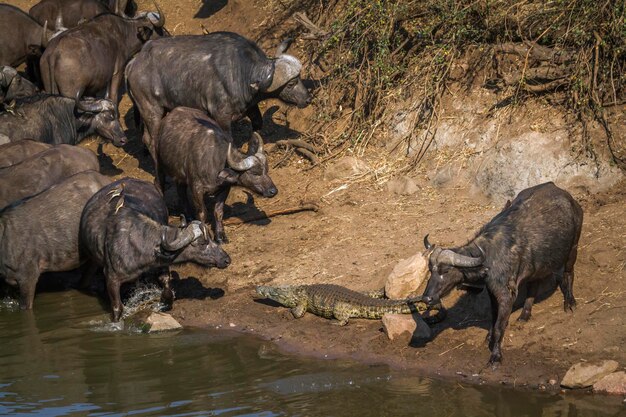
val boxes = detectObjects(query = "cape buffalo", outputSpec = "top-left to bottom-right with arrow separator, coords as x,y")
0,66 -> 39,104
0,140 -> 51,168
30,0 -> 137,28
126,32 -> 312,167
421,182 -> 583,366
157,107 -> 278,243
40,6 -> 167,111
0,170 -> 111,309
0,144 -> 99,211
0,94 -> 126,146
80,178 -> 231,322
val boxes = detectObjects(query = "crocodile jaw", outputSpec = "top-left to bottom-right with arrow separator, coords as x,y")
256,285 -> 301,308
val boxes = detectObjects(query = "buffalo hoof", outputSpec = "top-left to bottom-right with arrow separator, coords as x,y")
517,311 -> 531,322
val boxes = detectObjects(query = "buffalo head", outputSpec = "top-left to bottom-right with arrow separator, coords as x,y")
134,1 -> 169,40
161,220 -> 230,268
263,39 -> 311,108
76,98 -> 127,147
223,132 -> 278,198
421,235 -> 485,305
0,66 -> 39,102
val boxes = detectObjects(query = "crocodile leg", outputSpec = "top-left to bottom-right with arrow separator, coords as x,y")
290,302 -> 307,318
331,302 -> 351,326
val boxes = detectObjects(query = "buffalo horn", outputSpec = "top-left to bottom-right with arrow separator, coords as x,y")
438,249 -> 483,268
75,99 -> 104,113
226,142 -> 257,171
274,38 -> 293,57
41,20 -> 48,48
267,55 -> 302,92
423,234 -> 433,250
161,222 -> 202,251
151,0 -> 165,27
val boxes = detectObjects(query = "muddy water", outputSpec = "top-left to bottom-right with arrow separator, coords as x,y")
0,291 -> 622,417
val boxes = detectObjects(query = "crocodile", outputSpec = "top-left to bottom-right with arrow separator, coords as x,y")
255,284 -> 445,326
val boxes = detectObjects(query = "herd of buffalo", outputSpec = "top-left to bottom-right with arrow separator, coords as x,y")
0,0 -> 584,366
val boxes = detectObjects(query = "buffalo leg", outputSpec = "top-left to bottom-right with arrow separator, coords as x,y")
212,187 -> 230,244
105,275 -> 123,322
487,288 -> 514,366
140,106 -> 164,176
246,105 -> 263,131
158,268 -> 174,310
15,272 -> 38,310
78,261 -> 98,290
190,184 -> 208,224
176,183 -> 194,220
517,281 -> 538,321
107,65 -> 124,114
560,244 -> 578,312
486,291 -> 498,344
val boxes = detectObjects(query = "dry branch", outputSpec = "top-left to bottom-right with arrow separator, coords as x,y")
293,12 -> 329,40
224,202 -> 319,226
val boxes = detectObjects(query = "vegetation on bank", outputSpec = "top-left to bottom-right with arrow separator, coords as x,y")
264,0 -> 625,170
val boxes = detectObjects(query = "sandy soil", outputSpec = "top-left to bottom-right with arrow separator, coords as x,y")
7,0 -> 626,392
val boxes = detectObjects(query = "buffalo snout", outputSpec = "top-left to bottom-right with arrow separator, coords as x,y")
263,186 -> 278,198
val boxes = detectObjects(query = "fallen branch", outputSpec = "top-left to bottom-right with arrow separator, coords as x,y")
293,12 -> 329,40
271,139 -> 319,164
224,202 -> 319,225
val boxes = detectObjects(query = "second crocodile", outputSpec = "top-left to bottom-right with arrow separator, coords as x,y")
255,284 -> 445,325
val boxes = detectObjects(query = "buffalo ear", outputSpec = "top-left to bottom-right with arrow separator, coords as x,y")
217,168 -> 238,185
137,26 -> 153,41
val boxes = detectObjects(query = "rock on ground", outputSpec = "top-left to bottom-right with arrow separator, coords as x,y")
385,252 -> 429,299
561,360 -> 619,389
386,176 -> 420,195
324,156 -> 370,181
593,371 -> 626,395
128,311 -> 183,333
382,313 -> 431,342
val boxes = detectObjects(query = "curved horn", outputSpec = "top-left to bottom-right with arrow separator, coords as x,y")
275,38 -> 293,57
266,55 -> 302,92
41,20 -> 49,48
438,249 -> 483,268
252,132 -> 264,156
161,222 -> 202,251
423,234 -> 433,250
226,142 -> 257,171
151,0 -> 165,27
55,12 -> 63,31
179,214 -> 187,228
75,99 -> 104,113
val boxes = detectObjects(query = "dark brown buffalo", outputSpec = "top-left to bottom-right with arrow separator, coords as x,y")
0,94 -> 126,146
0,140 -> 51,168
0,170 -> 111,309
80,178 -> 231,322
421,182 -> 583,367
40,6 -> 167,111
29,0 -> 137,28
126,33 -> 311,168
157,107 -> 277,243
0,144 -> 99,211
0,4 -> 55,83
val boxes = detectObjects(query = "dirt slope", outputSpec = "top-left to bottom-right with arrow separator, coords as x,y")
6,0 -> 625,391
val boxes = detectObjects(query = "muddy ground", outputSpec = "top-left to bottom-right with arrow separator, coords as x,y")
7,0 -> 626,392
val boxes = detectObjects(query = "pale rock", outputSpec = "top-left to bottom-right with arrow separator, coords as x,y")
593,371 -> 626,395
560,360 -> 619,388
382,313 -> 431,341
386,176 -> 420,196
385,252 -> 429,299
145,312 -> 183,332
324,156 -> 370,181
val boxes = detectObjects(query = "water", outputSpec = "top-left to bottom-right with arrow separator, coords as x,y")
0,291 -> 623,417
